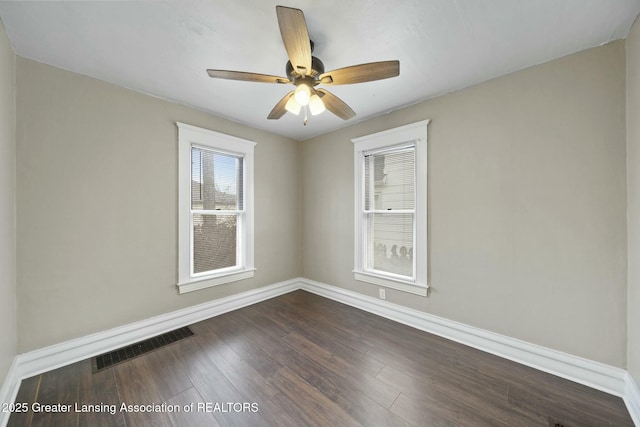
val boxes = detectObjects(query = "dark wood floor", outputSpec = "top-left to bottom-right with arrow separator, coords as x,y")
7,290 -> 634,427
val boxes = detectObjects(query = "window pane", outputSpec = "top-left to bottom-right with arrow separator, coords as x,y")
193,214 -> 237,273
367,213 -> 414,277
364,148 -> 415,211
191,148 -> 242,210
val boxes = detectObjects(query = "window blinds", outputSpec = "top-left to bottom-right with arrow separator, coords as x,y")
363,145 -> 415,278
191,147 -> 243,275
191,148 -> 242,211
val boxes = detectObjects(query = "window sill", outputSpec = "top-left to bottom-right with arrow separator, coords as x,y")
177,268 -> 256,294
353,271 -> 428,296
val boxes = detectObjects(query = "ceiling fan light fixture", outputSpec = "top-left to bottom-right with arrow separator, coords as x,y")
285,95 -> 301,115
294,83 -> 311,106
309,93 -> 325,116
206,6 -> 399,124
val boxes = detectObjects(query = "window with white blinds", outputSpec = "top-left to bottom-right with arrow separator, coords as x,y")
177,123 -> 255,294
352,120 -> 429,295
364,146 -> 416,279
191,147 -> 243,275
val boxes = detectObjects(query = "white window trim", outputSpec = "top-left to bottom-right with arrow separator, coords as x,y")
352,120 -> 429,296
177,122 -> 256,294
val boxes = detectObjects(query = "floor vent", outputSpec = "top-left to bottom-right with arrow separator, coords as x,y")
92,326 -> 194,373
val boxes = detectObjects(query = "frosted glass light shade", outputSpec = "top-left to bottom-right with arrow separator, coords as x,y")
294,84 -> 311,106
285,96 -> 301,115
309,93 -> 325,115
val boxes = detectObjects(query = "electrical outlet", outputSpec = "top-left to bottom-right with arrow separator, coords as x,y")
379,288 -> 386,300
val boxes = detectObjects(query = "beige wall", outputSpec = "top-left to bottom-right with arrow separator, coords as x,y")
0,19 -> 17,384
627,16 -> 640,382
302,41 -> 628,367
16,58 -> 300,352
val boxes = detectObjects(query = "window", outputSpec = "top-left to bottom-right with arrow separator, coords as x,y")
352,120 -> 429,295
177,123 -> 255,294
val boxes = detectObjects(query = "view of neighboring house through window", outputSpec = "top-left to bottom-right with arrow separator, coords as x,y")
352,120 -> 429,296
177,123 -> 255,294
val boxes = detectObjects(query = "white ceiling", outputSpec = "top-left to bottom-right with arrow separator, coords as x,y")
1,1 -> 639,141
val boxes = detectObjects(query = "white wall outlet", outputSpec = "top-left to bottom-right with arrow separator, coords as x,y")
379,288 -> 386,300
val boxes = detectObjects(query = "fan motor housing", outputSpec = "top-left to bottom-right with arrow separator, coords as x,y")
286,56 -> 325,80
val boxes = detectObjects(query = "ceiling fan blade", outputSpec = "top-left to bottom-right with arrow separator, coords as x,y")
267,91 -> 295,119
207,69 -> 290,84
318,60 -> 399,85
316,89 -> 356,120
276,6 -> 312,76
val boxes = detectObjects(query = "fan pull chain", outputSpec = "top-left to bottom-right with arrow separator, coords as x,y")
303,105 -> 309,126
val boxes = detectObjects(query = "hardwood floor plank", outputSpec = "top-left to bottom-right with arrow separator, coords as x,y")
139,345 -> 193,402
242,303 -> 297,338
367,341 -> 440,380
393,391 -> 518,427
271,308 -> 386,375
196,313 -> 285,379
6,375 -> 40,427
280,331 -> 400,408
30,363 -> 80,427
170,337 -> 265,427
77,360 -> 126,427
166,387 -> 221,427
378,363 -> 547,427
267,366 -> 361,427
274,347 -> 412,427
113,356 -> 173,427
197,331 -> 279,400
376,364 -> 439,398
283,292 -> 442,354
507,381 -> 634,427
479,357 -> 633,426
259,292 -> 376,355
390,392 -> 457,427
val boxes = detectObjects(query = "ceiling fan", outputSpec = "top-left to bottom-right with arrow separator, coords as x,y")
206,5 -> 400,124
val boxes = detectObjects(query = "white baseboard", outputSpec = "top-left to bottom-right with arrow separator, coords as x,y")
297,278 -> 629,397
626,372 -> 640,427
1,276 -> 638,427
